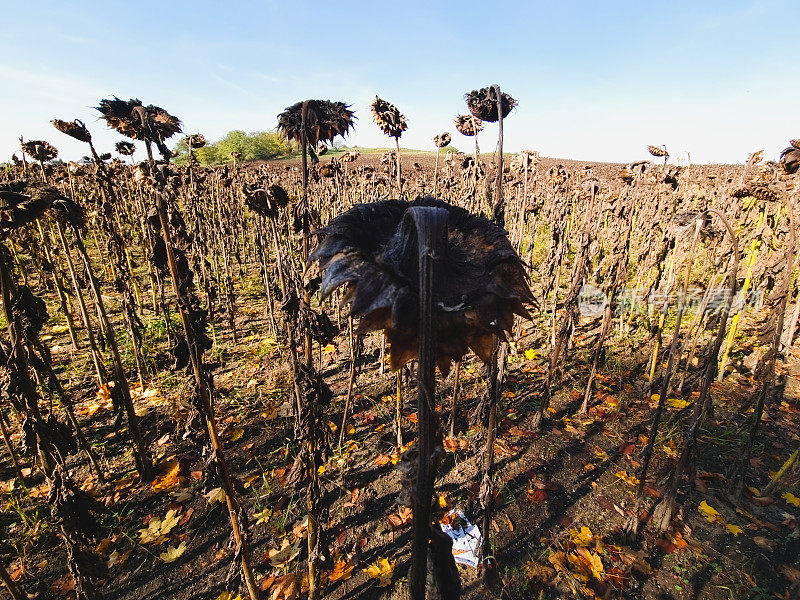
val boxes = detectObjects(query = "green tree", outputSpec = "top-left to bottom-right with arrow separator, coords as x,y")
172,130 -> 294,165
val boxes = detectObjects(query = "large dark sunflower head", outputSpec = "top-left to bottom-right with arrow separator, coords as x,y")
277,100 -> 355,146
0,181 -> 62,230
310,196 -> 533,374
21,140 -> 58,162
454,114 -> 483,137
465,86 -> 516,123
145,105 -> 182,141
96,97 -> 182,144
51,119 -> 92,143
96,97 -> 144,138
371,96 -> 407,139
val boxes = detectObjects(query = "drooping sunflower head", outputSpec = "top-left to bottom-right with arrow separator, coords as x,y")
51,119 -> 92,143
648,145 -> 669,159
96,97 -> 182,143
185,134 -> 206,149
454,114 -> 483,137
277,100 -> 355,146
434,132 -> 452,148
0,182 -> 63,230
115,141 -> 136,156
310,196 -> 533,374
371,96 -> 407,139
781,146 -> 800,175
21,140 -> 58,162
243,183 -> 290,219
465,86 -> 516,122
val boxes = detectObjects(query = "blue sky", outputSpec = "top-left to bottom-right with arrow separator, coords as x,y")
1,0 -> 797,164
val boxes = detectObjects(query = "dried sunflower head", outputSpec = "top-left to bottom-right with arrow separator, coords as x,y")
316,141 -> 328,156
340,150 -> 360,163
371,96 -> 407,139
51,119 -> 91,143
465,86 -> 516,122
454,114 -> 483,137
648,145 -> 669,158
434,132 -> 452,148
96,97 -> 182,143
51,196 -> 86,229
319,161 -> 341,178
243,183 -> 290,219
115,141 -> 136,156
0,182 -> 62,229
277,100 -> 355,146
780,146 -> 800,174
185,134 -> 206,149
310,196 -> 532,374
512,150 -> 539,171
21,140 -> 58,162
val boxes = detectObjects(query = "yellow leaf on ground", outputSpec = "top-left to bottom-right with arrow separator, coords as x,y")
364,557 -> 395,587
698,500 -> 723,523
725,524 -> 742,536
151,458 -> 184,492
254,508 -> 272,525
666,398 -> 690,409
159,542 -> 186,563
782,492 -> 800,507
615,471 -> 639,486
569,526 -> 594,547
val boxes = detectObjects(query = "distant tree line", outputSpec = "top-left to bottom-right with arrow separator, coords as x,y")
172,130 -> 295,165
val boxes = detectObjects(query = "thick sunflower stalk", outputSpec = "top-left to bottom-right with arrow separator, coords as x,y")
277,99 -> 353,600
311,196 -> 531,600
281,280 -> 334,600
97,97 -> 260,599
53,118 -> 149,389
52,187 -> 153,479
0,184 -> 106,600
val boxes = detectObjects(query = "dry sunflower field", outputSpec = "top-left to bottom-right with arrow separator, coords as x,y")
1,90 -> 800,600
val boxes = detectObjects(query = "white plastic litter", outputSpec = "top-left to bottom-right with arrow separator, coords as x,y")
440,510 -> 482,568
